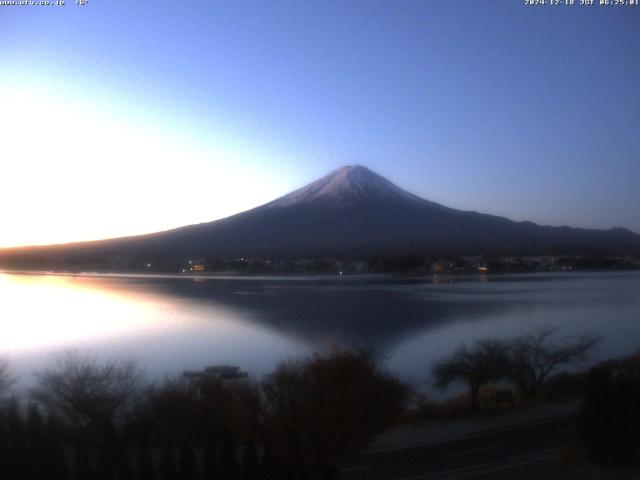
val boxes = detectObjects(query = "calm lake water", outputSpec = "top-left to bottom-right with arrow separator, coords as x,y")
1,271 -> 639,391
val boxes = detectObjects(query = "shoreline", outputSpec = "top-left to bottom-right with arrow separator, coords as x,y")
1,267 -> 638,282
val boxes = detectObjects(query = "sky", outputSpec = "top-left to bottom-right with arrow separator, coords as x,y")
1,0 -> 639,248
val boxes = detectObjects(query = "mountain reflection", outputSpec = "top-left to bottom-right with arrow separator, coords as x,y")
3,272 -> 639,387
93,274 -> 527,351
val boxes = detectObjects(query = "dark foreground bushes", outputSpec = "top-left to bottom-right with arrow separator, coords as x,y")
263,350 -> 408,477
581,352 -> 640,466
0,349 -> 409,480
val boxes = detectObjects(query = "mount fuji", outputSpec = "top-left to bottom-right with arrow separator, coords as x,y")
1,165 -> 639,270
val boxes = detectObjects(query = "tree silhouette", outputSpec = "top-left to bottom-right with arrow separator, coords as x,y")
158,442 -> 177,480
241,440 -> 259,480
263,349 -> 408,476
136,441 -> 157,480
32,351 -> 144,473
95,441 -> 118,480
201,441 -> 219,480
6,398 -> 27,480
115,450 -> 134,480
219,428 -> 238,480
25,402 -> 46,480
261,444 -> 292,480
582,353 -> 640,465
177,443 -> 199,480
506,325 -> 599,400
433,339 -> 508,414
32,353 -> 143,432
45,413 -> 70,480
73,445 -> 94,480
0,417 -> 11,480
0,358 -> 15,398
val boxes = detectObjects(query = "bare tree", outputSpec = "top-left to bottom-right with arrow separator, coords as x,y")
31,352 -> 143,433
0,357 -> 16,397
505,325 -> 599,400
432,339 -> 509,413
263,349 -> 409,477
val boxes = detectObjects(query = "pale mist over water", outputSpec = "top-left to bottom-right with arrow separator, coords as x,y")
1,271 -> 639,392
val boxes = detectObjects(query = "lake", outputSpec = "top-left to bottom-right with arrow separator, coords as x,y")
1,271 -> 639,392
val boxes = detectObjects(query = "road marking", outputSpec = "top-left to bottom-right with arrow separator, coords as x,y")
443,442 -> 507,457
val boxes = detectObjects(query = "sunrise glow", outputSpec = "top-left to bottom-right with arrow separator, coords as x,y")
0,88 -> 286,248
0,274 -> 175,351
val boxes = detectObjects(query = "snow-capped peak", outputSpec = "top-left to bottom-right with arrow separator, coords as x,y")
267,165 -> 421,208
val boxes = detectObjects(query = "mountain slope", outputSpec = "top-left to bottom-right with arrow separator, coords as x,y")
1,165 -> 639,269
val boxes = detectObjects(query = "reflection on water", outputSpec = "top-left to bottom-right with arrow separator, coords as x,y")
0,274 -> 173,351
1,271 -> 639,388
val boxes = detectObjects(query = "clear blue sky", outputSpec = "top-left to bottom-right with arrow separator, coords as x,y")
1,0 -> 639,246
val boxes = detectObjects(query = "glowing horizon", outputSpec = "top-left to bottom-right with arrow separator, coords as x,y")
0,86 -> 296,249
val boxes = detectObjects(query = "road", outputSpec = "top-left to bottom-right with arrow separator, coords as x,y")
338,413 -> 580,480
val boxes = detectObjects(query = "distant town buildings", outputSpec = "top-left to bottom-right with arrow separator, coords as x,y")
115,254 -> 639,275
